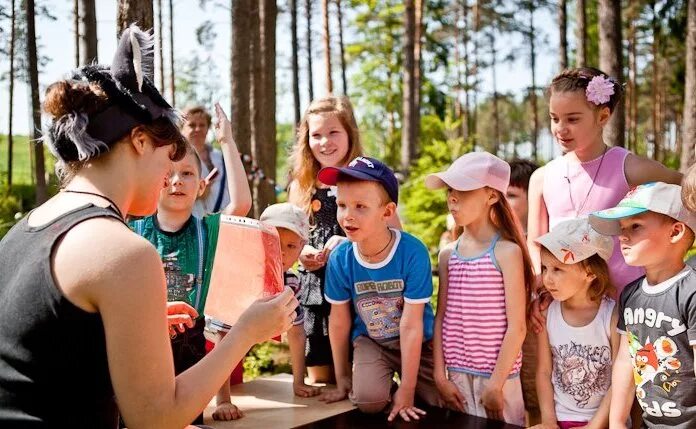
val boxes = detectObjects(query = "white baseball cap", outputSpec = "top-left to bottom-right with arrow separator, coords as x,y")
536,218 -> 614,264
589,182 -> 696,236
260,203 -> 310,242
425,152 -> 510,194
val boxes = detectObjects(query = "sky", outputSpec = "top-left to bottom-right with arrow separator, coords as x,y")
0,0 -> 566,160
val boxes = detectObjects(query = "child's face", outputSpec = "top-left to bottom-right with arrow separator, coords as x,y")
308,113 -> 350,168
277,228 -> 304,272
159,152 -> 205,213
506,185 -> 529,228
617,212 -> 682,267
181,113 -> 209,148
549,91 -> 609,154
540,249 -> 594,302
336,181 -> 395,243
447,187 -> 496,227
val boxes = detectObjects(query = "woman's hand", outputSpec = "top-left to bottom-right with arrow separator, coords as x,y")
235,287 -> 299,343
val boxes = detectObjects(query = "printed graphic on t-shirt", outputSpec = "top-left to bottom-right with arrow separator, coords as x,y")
552,341 -> 612,407
354,279 -> 405,341
163,251 -> 196,305
627,332 -> 683,404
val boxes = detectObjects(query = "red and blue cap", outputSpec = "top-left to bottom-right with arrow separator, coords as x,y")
317,156 -> 399,204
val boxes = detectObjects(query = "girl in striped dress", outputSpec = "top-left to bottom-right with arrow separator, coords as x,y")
428,152 -> 535,426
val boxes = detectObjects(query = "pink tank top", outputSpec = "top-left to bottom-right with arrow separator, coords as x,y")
543,147 -> 644,294
443,235 -> 523,377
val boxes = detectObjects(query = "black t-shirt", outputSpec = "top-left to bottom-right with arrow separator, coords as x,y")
0,205 -> 122,428
617,266 -> 696,428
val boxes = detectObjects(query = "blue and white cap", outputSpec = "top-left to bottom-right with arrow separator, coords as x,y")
317,156 -> 399,204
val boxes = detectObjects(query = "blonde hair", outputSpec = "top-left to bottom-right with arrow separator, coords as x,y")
289,96 -> 364,216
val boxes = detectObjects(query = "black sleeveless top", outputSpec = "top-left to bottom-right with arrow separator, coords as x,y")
0,205 -> 123,428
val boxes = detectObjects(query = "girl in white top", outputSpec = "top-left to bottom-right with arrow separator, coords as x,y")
531,219 -> 620,429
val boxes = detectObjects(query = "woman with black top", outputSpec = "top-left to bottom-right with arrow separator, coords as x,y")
0,25 -> 297,429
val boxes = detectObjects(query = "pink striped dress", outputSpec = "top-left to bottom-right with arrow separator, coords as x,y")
442,234 -> 522,377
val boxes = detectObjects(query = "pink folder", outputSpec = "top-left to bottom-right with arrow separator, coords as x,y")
204,215 -> 284,327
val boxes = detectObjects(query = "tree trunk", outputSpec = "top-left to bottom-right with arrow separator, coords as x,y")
598,0 -> 624,148
576,0 -> 587,67
250,2 -> 263,217
231,0 -> 252,180
559,0 -> 567,70
627,1 -> 638,153
168,0 -> 175,106
259,0 -> 277,212
529,1 -> 538,160
413,0 -> 423,158
306,0 -> 314,101
8,0 -> 16,189
26,0 -> 47,203
652,1 -> 661,160
157,0 -> 164,92
462,0 -> 470,141
471,0 -> 480,147
290,0 -> 301,125
454,4 -> 463,121
681,0 -> 696,171
321,0 -> 332,94
79,0 -> 98,64
490,31 -> 500,155
400,0 -> 415,173
74,0 -> 79,67
336,0 -> 347,94
116,0 -> 153,35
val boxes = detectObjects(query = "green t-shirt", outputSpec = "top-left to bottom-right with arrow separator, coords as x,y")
130,213 -> 220,316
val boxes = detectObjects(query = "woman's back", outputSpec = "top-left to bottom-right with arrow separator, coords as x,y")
0,204 -> 122,428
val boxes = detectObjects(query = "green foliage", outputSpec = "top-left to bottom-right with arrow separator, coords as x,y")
401,114 -> 472,262
0,135 -> 56,185
243,340 -> 291,381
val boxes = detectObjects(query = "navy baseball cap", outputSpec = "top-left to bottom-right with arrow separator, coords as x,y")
317,156 -> 399,203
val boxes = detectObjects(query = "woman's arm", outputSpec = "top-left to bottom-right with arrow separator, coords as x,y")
483,241 -> 527,421
214,103 -> 252,216
54,219 -> 296,429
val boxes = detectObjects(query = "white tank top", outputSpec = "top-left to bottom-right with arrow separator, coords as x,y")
546,297 -> 615,422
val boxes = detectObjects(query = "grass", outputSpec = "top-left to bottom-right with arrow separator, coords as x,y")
0,134 -> 56,185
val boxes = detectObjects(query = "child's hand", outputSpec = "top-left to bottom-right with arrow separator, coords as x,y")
387,386 -> 426,422
528,424 -> 559,429
435,378 -> 466,412
319,376 -> 351,403
166,301 -> 198,338
318,235 -> 347,262
300,245 -> 325,271
212,401 -> 243,421
481,383 -> 504,421
529,291 -> 553,334
213,102 -> 234,147
294,381 -> 322,398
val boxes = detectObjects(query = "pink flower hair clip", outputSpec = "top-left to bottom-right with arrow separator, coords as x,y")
585,75 -> 615,105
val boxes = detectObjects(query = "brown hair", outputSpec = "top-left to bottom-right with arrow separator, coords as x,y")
682,164 -> 696,213
540,247 -> 614,301
44,80 -> 187,183
489,189 -> 536,307
509,158 -> 539,191
289,96 -> 364,216
548,67 -> 624,113
182,105 -> 212,127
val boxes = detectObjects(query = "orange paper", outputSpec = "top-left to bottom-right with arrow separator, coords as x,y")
204,215 -> 284,327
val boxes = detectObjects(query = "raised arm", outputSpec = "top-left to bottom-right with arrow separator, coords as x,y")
214,103 -> 252,216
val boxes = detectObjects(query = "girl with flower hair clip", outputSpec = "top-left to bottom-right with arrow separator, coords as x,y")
524,67 -> 682,422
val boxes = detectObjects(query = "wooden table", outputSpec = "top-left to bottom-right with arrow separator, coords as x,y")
293,407 -> 526,429
203,373 -> 355,428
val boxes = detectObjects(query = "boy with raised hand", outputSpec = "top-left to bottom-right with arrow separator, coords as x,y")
130,103 -> 251,423
588,183 -> 696,429
317,156 -> 440,422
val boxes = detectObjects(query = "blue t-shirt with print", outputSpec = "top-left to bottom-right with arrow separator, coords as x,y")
324,230 -> 435,344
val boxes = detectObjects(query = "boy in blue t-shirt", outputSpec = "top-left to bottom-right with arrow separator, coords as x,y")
317,157 -> 441,422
